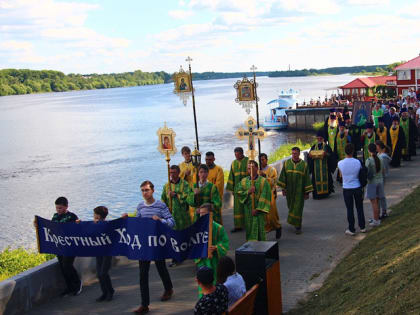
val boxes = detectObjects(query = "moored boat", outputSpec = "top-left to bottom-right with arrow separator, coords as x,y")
263,88 -> 299,130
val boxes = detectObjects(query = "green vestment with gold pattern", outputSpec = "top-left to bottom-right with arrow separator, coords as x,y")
161,179 -> 192,230
363,133 -> 376,162
195,221 -> 229,297
187,182 -> 222,224
277,158 -> 313,227
237,176 -> 271,241
327,126 -> 338,152
226,157 -> 249,229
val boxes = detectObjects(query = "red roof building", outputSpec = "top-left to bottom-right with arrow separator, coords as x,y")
394,55 -> 420,96
340,76 -> 396,100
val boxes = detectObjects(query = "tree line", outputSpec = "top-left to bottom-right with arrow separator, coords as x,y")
268,62 -> 403,77
0,62 -> 404,97
268,65 -> 387,77
0,69 -> 169,96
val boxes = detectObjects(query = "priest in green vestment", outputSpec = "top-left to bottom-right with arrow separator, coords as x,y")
226,147 -> 249,232
237,160 -> 271,241
361,122 -> 376,163
187,164 -> 222,224
308,131 -> 336,200
334,121 -> 351,183
388,116 -> 406,167
323,109 -> 338,152
277,147 -> 313,234
195,204 -> 229,297
161,165 -> 192,230
399,109 -> 417,161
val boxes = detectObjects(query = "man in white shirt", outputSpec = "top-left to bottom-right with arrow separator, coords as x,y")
337,143 -> 366,236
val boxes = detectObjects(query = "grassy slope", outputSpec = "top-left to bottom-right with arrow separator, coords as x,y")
288,186 -> 420,315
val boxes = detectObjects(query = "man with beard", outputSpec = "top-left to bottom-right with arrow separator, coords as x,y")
237,160 -> 271,241
324,111 -> 338,154
308,131 -> 337,199
161,165 -> 192,267
205,152 -> 225,222
388,117 -> 406,167
361,122 -> 376,163
334,121 -> 351,183
399,108 -> 417,160
376,117 -> 388,146
226,147 -> 249,232
277,147 -> 313,234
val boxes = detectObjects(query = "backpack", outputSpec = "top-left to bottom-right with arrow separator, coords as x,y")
358,159 -> 368,188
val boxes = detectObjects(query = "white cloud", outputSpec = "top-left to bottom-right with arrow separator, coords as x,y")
168,9 -> 194,19
0,40 -> 33,52
0,0 -> 134,73
278,0 -> 340,14
347,0 -> 390,5
186,0 -> 340,15
397,0 -> 420,17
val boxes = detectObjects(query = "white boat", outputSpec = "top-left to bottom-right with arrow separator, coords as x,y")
263,88 -> 299,130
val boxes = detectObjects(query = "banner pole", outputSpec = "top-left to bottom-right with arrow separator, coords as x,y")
207,212 -> 213,258
166,152 -> 172,213
34,216 -> 41,253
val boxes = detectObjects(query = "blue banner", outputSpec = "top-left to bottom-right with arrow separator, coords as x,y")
36,214 -> 209,261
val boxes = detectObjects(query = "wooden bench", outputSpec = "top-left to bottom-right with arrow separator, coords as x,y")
225,283 -> 259,315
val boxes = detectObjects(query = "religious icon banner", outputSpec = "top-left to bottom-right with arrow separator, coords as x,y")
157,123 -> 177,156
173,67 -> 192,93
234,77 -> 256,102
35,214 -> 210,261
352,101 -> 373,127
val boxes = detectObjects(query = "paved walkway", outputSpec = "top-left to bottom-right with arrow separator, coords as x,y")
29,157 -> 420,314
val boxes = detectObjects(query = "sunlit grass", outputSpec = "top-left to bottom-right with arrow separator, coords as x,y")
223,140 -> 312,180
288,186 -> 420,315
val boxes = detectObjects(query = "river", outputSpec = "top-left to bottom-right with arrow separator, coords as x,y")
0,74 -> 358,250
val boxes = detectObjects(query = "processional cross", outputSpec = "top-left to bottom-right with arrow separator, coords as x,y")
235,116 -> 266,161
235,116 -> 266,210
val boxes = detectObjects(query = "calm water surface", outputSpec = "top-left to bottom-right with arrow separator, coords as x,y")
0,74 -> 357,249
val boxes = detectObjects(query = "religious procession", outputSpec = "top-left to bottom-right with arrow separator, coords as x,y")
32,57 -> 420,315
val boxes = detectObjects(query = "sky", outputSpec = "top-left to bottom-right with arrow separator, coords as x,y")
1,0 -> 419,74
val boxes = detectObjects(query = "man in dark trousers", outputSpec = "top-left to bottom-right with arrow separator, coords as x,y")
122,180 -> 175,315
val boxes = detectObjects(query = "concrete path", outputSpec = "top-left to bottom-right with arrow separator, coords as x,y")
28,157 -> 420,315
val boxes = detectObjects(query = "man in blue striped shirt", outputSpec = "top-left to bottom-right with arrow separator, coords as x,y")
122,180 -> 174,314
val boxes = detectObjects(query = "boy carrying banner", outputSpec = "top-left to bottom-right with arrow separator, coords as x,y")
52,197 -> 83,297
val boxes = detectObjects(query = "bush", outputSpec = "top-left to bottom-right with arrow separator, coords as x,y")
312,121 -> 324,132
0,247 -> 54,282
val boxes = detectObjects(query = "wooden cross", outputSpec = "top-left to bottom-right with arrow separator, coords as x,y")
235,116 -> 266,161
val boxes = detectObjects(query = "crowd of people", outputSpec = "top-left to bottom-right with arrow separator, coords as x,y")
46,93 -> 420,314
310,93 -> 419,236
